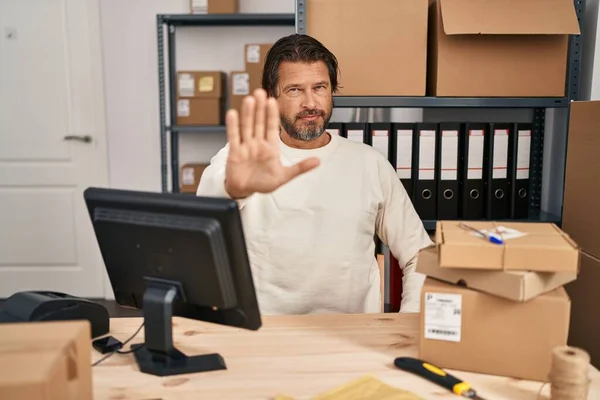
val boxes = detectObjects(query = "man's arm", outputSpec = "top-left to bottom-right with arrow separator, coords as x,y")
374,156 -> 434,313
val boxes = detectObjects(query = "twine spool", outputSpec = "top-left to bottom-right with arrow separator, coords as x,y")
548,346 -> 591,400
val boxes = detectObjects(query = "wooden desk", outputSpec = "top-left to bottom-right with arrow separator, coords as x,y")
92,314 -> 600,400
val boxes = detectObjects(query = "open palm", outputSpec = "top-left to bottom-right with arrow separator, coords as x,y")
224,89 -> 320,199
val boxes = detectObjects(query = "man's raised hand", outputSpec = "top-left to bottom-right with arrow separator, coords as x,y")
223,89 -> 320,199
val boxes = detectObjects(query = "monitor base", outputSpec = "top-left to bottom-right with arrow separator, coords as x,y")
132,344 -> 226,376
133,277 -> 227,376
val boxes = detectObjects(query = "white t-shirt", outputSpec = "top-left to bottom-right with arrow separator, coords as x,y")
197,133 -> 433,315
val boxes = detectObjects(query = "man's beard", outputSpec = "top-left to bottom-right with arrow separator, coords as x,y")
280,107 -> 332,142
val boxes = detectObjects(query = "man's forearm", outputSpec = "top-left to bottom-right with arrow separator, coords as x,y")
399,253 -> 426,313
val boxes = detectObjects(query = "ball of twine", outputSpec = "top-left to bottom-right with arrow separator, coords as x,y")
548,346 -> 591,400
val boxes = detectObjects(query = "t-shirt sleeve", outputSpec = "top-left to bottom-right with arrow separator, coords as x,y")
196,144 -> 250,208
375,155 -> 433,267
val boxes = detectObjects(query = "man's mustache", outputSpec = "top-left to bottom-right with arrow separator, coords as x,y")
296,109 -> 325,119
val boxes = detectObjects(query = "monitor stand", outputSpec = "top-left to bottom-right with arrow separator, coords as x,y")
131,277 -> 227,376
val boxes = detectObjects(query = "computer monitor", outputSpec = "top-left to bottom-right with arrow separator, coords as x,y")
83,187 -> 261,377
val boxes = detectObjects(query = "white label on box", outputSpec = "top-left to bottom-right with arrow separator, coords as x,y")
396,129 -> 412,179
372,130 -> 389,158
493,129 -> 509,179
424,292 -> 462,342
182,167 -> 195,185
178,73 -> 195,97
419,130 -> 436,180
191,0 -> 208,14
441,130 -> 458,180
467,129 -> 484,180
177,99 -> 190,117
517,130 -> 531,180
246,45 -> 261,63
347,129 -> 364,143
233,73 -> 249,96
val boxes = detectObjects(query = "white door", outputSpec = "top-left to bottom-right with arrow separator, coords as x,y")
0,0 -> 109,298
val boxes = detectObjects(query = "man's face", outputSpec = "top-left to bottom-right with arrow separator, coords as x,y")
276,61 -> 333,142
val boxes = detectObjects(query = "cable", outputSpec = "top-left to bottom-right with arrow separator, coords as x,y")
92,322 -> 145,367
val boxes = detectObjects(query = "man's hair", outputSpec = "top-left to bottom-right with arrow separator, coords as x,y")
262,34 -> 340,97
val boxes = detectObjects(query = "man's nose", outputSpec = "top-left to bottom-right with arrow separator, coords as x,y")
301,90 -> 317,109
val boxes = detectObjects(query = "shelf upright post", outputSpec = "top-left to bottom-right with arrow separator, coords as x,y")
295,0 -> 306,34
167,23 -> 180,193
157,15 -> 168,193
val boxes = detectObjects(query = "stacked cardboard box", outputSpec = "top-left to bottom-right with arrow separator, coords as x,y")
189,0 -> 238,14
176,71 -> 226,126
180,163 -> 209,193
416,221 -> 580,381
229,44 -> 272,114
561,100 -> 600,369
305,0 -> 580,97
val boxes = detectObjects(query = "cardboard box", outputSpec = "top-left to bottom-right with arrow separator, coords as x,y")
229,71 -> 250,114
180,163 -> 209,193
0,351 -> 70,400
244,44 -> 271,93
0,320 -> 92,400
190,0 -> 238,14
416,247 -> 577,302
562,101 -> 600,259
435,221 -> 580,273
419,278 -> 571,381
565,251 -> 600,369
306,0 -> 427,96
176,71 -> 225,125
427,0 -> 580,97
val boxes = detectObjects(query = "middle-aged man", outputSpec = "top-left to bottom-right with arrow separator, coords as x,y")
197,33 -> 433,315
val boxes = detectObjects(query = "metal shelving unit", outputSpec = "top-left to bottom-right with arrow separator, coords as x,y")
157,0 -> 584,229
157,13 -> 296,193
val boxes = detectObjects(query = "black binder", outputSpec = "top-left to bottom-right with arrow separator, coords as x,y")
391,123 -> 416,199
369,123 -> 392,164
343,122 -> 367,144
459,123 -> 488,220
413,123 -> 438,220
485,123 -> 512,220
437,122 -> 461,220
509,122 -> 533,219
325,122 -> 343,137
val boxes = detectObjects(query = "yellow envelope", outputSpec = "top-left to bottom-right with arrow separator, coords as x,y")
275,375 -> 424,400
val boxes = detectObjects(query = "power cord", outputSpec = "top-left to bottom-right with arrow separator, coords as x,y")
92,322 -> 145,367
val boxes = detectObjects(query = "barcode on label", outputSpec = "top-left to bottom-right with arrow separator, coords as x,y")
424,292 -> 462,343
427,328 -> 458,336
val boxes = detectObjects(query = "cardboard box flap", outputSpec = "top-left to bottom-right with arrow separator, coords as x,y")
439,0 -> 581,35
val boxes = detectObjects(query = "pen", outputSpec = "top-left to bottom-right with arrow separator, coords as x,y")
459,222 -> 503,245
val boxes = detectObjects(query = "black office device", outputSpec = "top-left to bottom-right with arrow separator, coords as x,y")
83,187 -> 262,377
0,291 -> 110,338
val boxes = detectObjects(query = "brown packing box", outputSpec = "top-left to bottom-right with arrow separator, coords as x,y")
435,221 -> 580,273
0,351 -> 70,400
562,101 -> 600,259
180,163 -> 209,193
565,251 -> 600,369
176,71 -> 226,125
0,320 -> 92,400
416,246 -> 577,302
190,0 -> 238,14
427,0 -> 580,97
229,70 -> 250,114
244,44 -> 271,93
419,278 -> 571,382
306,0 -> 427,96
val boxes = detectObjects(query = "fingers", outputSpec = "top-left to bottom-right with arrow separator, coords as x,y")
266,97 -> 280,145
253,89 -> 267,140
225,109 -> 240,150
240,95 -> 256,143
283,157 -> 320,183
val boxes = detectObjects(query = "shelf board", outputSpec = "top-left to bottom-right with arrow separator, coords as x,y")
332,96 -> 569,108
170,125 -> 226,133
422,211 -> 561,231
158,13 -> 296,27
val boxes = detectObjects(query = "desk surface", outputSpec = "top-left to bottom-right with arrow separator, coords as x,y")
93,313 -> 600,400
